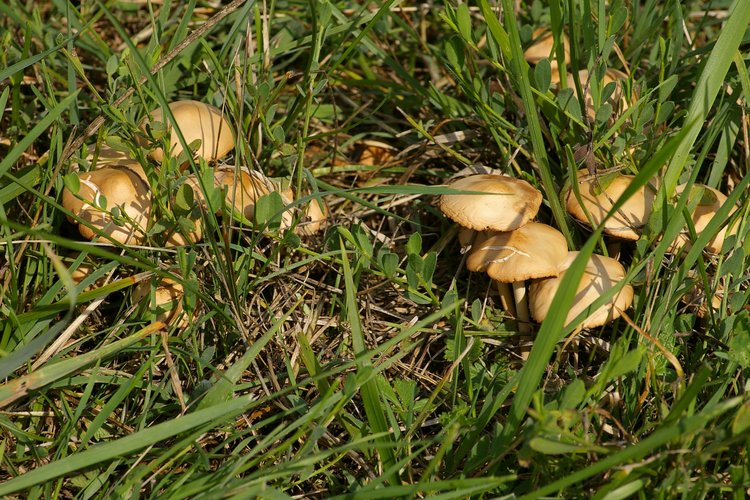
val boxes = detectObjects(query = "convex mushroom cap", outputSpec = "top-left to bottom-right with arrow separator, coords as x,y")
142,100 -> 234,164
667,183 -> 738,255
467,222 -> 568,281
565,169 -> 658,240
439,174 -> 542,232
62,164 -> 151,245
529,251 -> 634,330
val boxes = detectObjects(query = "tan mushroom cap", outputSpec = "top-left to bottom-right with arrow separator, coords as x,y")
85,145 -> 132,164
164,214 -> 203,247
62,165 -> 151,245
667,183 -> 738,255
439,174 -> 543,232
217,167 -> 272,221
524,28 -> 570,68
357,140 -> 398,166
133,277 -> 188,328
529,251 -> 634,329
466,222 -> 568,281
565,169 -> 657,240
142,100 -> 234,164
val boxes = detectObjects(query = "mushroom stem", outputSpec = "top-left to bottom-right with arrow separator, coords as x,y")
496,282 -> 517,319
513,280 -> 532,359
513,281 -> 531,332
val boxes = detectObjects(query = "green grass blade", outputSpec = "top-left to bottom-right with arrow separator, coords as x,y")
520,397 -> 743,499
196,301 -> 299,410
0,394 -> 257,496
339,235 -> 397,483
661,1 -> 750,196
0,91 -> 78,178
0,322 -> 163,409
484,0 -> 573,246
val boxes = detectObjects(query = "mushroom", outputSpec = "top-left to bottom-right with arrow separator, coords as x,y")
280,185 -> 328,236
667,183 -> 738,255
63,252 -> 109,291
217,167 -> 294,228
529,251 -> 634,331
187,167 -> 295,229
524,27 -> 570,72
164,213 -> 203,247
356,139 -> 398,166
439,174 -> 543,232
141,100 -> 234,164
565,169 -> 658,241
85,144 -> 132,164
296,196 -> 328,236
467,222 -> 568,331
133,277 -> 188,328
62,164 -> 151,245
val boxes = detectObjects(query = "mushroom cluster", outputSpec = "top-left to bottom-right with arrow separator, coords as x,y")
564,168 -> 738,319
64,99 -> 327,245
565,169 -> 738,256
440,173 -> 634,333
60,99 -> 328,329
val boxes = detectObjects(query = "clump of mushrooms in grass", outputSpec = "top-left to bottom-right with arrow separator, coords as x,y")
439,173 -> 556,332
62,97 -> 328,337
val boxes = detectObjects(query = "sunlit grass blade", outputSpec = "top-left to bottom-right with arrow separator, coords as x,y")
0,322 -> 163,409
661,1 -> 750,196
